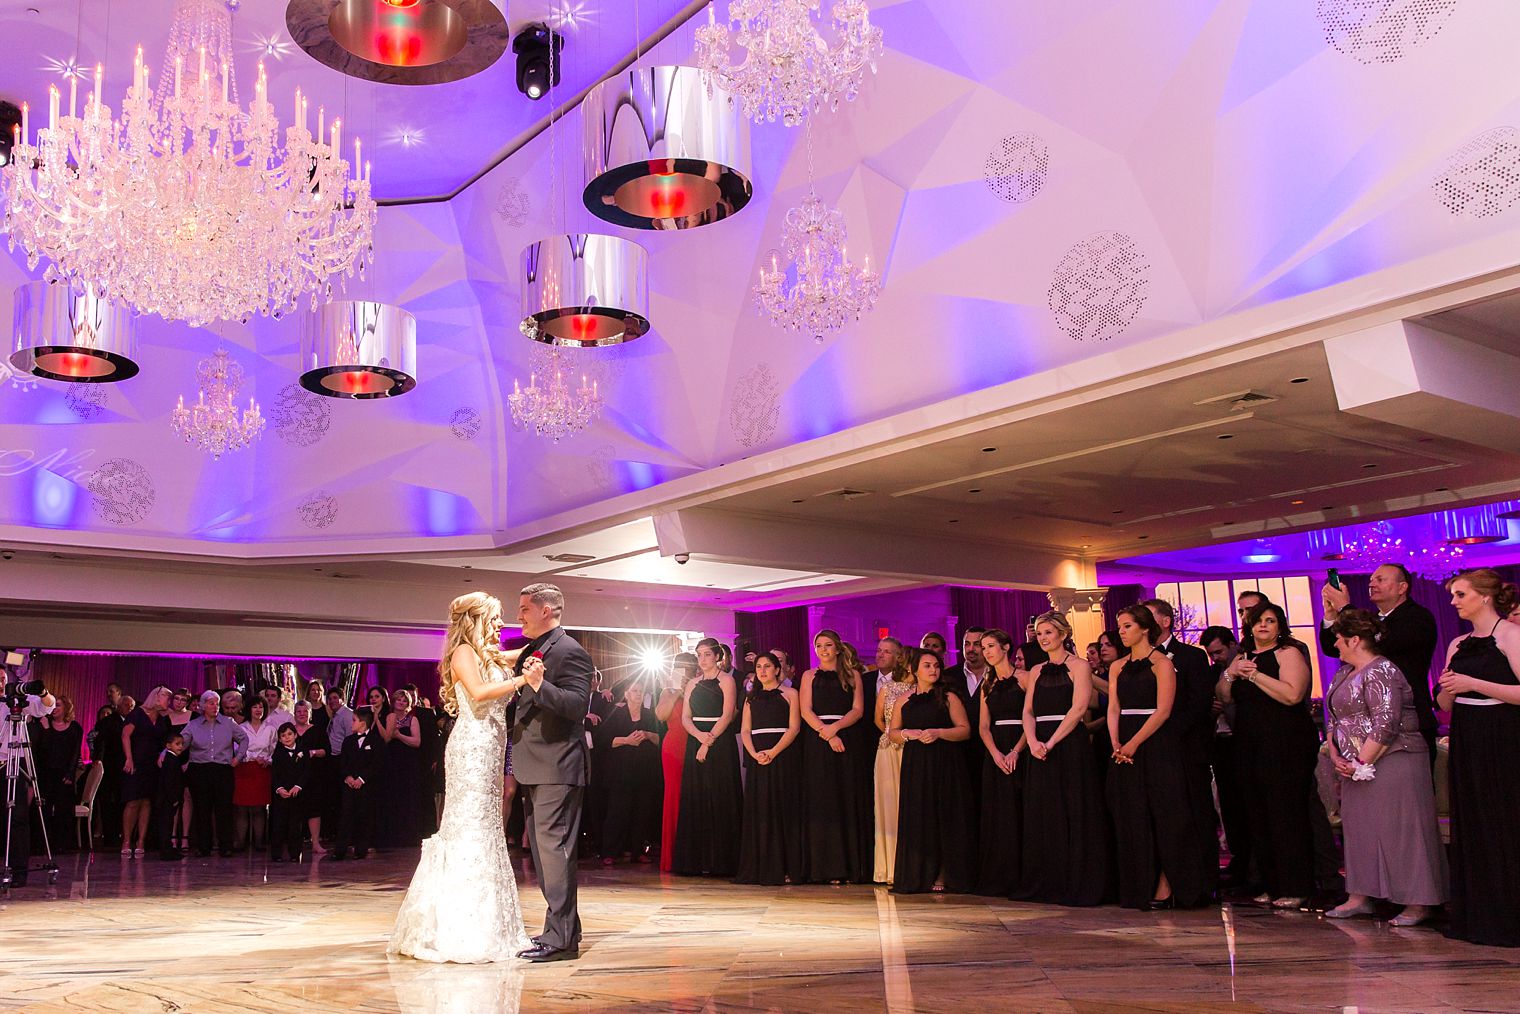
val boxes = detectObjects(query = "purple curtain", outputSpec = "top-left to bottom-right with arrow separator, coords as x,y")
948,587 -> 1057,643
1102,584 -> 1145,632
736,607 -> 809,669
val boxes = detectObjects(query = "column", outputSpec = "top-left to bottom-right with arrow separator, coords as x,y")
806,605 -> 826,667
1049,587 -> 1109,651
942,614 -> 959,665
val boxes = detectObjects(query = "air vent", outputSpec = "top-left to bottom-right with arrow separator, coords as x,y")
545,552 -> 596,564
815,488 -> 873,501
1194,389 -> 1278,411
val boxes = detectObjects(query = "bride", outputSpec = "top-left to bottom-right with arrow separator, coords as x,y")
389,592 -> 539,963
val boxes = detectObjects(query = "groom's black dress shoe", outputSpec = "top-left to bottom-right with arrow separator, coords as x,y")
518,944 -> 579,963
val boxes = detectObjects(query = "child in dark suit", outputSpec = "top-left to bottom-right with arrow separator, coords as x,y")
154,733 -> 188,861
333,708 -> 381,860
270,723 -> 311,862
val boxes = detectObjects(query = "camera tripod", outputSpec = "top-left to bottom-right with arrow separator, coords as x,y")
2,708 -> 58,890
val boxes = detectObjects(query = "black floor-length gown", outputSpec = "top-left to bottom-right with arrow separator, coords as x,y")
1233,646 -> 1318,900
384,717 -> 427,847
672,677 -> 743,876
976,675 -> 1025,896
1445,624 -> 1520,947
1108,656 -> 1209,909
892,690 -> 975,894
1016,662 -> 1110,906
736,687 -> 805,885
802,671 -> 866,883
597,704 -> 664,860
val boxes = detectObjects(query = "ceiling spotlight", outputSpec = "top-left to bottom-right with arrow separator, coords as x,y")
514,22 -> 562,100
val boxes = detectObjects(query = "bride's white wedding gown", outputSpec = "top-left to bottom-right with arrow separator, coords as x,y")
389,664 -> 532,963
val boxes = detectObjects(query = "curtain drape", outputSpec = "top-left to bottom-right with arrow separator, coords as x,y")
735,607 -> 809,671
948,587 -> 1058,644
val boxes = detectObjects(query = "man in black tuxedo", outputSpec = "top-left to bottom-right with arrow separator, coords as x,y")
940,626 -> 989,704
1319,563 -> 1439,759
511,583 -> 594,963
1144,598 -> 1219,891
333,708 -> 382,860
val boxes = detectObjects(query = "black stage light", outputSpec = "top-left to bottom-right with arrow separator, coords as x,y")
0,101 -> 21,168
513,23 -> 562,100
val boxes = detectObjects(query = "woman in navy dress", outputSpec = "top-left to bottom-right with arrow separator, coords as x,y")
736,653 -> 804,885
673,638 -> 743,876
1017,613 -> 1110,906
975,629 -> 1026,895
800,629 -> 867,883
1437,569 -> 1520,947
1107,605 -> 1208,910
891,648 -> 975,893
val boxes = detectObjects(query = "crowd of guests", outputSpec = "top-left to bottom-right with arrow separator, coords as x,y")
13,564 -> 1519,951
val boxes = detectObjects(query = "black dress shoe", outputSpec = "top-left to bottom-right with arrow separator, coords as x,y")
518,944 -> 579,963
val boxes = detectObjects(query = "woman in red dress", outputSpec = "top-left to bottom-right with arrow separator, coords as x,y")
656,652 -> 699,872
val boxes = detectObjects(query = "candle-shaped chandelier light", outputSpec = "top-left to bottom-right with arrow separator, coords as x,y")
171,349 -> 265,459
0,0 -> 375,327
9,281 -> 141,383
508,346 -> 603,443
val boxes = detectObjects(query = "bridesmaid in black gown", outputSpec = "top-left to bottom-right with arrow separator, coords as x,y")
736,653 -> 804,885
598,682 -> 664,865
1436,570 -> 1520,947
891,648 -> 975,894
801,629 -> 867,883
1107,605 -> 1208,910
1017,612 -> 1110,906
975,629 -> 1026,896
673,638 -> 743,876
1220,602 -> 1318,908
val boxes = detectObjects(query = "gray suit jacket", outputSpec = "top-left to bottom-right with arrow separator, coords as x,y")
509,627 -> 594,786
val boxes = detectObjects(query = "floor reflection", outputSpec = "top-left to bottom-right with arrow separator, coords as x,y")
387,956 -> 527,1014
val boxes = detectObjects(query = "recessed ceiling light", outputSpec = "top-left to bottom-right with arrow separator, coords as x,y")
1362,463 -> 1377,469
461,565 -> 473,569
1290,499 -> 1304,505
1321,505 -> 1333,510
969,488 -> 982,494
1290,377 -> 1309,384
982,447 -> 997,453
1217,433 -> 1234,440
1137,535 -> 1149,540
791,498 -> 804,504
1435,487 -> 1450,492
948,519 -> 960,524
1112,509 -> 1124,515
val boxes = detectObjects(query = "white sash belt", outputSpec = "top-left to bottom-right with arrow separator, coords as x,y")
993,719 -> 1021,726
1121,708 -> 1157,715
816,714 -> 844,720
751,727 -> 788,734
1034,714 -> 1066,722
1455,697 -> 1505,706
692,716 -> 719,724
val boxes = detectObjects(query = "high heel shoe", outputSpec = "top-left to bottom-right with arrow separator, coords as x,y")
1149,896 -> 1176,911
1325,903 -> 1376,920
1390,907 -> 1430,927
1271,896 -> 1305,910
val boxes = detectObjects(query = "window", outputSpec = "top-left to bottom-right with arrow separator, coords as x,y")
1155,575 -> 1325,698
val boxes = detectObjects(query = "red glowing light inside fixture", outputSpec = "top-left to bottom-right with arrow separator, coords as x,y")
375,28 -> 424,65
538,310 -> 632,345
613,169 -> 721,222
381,0 -> 422,8
35,350 -> 114,378
321,369 -> 396,396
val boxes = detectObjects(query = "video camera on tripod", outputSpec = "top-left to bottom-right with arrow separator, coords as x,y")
2,648 -> 57,889
2,651 -> 47,710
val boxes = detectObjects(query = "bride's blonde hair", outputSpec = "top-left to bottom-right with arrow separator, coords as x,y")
438,591 -> 504,717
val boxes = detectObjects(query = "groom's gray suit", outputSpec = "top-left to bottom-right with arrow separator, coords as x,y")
510,625 -> 594,952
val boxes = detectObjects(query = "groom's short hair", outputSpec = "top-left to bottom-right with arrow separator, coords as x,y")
521,582 -> 565,619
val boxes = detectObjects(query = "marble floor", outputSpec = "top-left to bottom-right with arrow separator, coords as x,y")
3,850 -> 1519,1013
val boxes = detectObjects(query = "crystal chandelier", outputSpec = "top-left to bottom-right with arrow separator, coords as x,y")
171,349 -> 265,459
695,0 -> 884,126
756,191 -> 880,343
1340,520 -> 1465,578
0,0 -> 375,327
508,348 -> 603,443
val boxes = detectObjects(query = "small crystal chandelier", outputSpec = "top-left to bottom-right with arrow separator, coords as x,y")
1340,520 -> 1465,578
508,348 -> 603,443
756,190 -> 880,343
695,0 -> 884,126
171,349 -> 266,459
0,0 -> 375,327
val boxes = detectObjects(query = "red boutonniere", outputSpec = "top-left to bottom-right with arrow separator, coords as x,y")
531,651 -> 544,661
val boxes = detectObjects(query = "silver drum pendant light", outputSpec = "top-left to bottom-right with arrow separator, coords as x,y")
300,299 -> 417,398
582,65 -> 752,231
9,281 -> 140,383
519,234 -> 650,347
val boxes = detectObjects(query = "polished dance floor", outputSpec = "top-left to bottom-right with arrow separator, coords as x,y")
4,850 -> 1519,1013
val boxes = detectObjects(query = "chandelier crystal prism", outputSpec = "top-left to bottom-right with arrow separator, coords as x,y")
0,0 -> 376,327
695,0 -> 884,126
508,348 -> 603,443
755,191 -> 880,343
171,348 -> 266,459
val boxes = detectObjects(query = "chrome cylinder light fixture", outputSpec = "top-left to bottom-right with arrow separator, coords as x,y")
10,281 -> 140,383
286,0 -> 509,86
300,299 -> 417,398
1439,503 -> 1510,545
519,234 -> 650,347
583,64 -> 753,231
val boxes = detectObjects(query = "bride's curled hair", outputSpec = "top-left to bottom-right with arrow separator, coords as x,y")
438,591 -> 505,717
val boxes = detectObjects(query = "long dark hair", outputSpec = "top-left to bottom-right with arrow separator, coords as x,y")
747,651 -> 784,702
908,647 -> 948,708
981,628 -> 1015,698
815,629 -> 857,693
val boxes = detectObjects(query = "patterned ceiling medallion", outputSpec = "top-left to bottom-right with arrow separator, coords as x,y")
1434,127 -> 1520,219
984,133 -> 1050,204
450,407 -> 483,440
1048,231 -> 1150,343
494,176 -> 531,228
1317,0 -> 1461,64
271,382 -> 333,447
88,457 -> 155,526
586,443 -> 616,488
65,384 -> 108,420
729,362 -> 781,448
298,491 -> 338,530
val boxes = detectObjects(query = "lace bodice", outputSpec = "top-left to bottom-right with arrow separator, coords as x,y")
389,663 -> 531,963
877,679 -> 914,750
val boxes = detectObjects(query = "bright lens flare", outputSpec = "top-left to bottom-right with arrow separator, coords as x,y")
637,646 -> 671,676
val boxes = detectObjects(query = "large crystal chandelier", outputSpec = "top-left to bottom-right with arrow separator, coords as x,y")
756,190 -> 880,343
695,0 -> 884,126
1340,520 -> 1465,578
0,0 -> 375,327
508,348 -> 603,443
171,348 -> 265,459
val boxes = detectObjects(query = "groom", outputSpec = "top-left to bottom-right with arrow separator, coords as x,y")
511,582 -> 594,962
